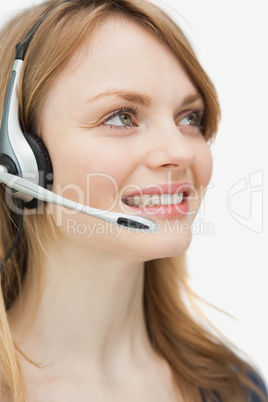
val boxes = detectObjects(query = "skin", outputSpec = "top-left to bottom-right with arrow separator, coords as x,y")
9,16 -> 213,401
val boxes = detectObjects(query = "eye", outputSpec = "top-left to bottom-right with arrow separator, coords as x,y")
105,113 -> 133,127
103,106 -> 139,129
178,110 -> 204,130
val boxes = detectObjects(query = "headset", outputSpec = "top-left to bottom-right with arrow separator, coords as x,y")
0,0 -> 158,233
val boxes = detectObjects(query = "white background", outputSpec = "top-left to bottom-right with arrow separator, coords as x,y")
1,0 -> 267,381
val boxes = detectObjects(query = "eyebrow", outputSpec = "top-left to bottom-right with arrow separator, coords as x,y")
86,89 -> 203,108
86,89 -> 152,106
180,93 -> 204,107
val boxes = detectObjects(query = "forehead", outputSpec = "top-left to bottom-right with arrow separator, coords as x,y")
64,16 -> 169,70
49,15 -> 198,106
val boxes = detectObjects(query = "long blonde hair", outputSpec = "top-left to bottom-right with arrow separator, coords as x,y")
0,0 -> 266,401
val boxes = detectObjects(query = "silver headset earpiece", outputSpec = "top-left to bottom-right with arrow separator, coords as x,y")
0,0 -> 73,208
0,59 -> 53,208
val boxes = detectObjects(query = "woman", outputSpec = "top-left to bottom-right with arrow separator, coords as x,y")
0,0 -> 267,400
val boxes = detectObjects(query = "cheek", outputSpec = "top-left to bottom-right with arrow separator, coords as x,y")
191,138 -> 213,196
48,137 -> 136,208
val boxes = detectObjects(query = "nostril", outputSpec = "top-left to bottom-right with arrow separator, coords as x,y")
162,163 -> 180,168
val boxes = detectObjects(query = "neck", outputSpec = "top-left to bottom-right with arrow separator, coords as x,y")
8,240 -> 155,378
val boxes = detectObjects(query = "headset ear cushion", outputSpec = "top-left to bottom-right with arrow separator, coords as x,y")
23,132 -> 53,209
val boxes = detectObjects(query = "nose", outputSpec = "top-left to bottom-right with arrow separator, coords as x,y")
144,120 -> 196,170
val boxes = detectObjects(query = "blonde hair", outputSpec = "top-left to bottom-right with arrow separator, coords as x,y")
0,0 -> 266,401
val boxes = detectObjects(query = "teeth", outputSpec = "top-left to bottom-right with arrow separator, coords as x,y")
151,194 -> 160,205
161,194 -> 171,205
133,195 -> 140,206
172,193 -> 183,204
143,194 -> 151,206
123,193 -> 184,208
126,197 -> 134,206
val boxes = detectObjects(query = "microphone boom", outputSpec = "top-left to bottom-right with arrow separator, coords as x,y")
0,170 -> 158,232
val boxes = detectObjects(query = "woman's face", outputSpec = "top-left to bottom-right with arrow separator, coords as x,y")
41,16 -> 213,261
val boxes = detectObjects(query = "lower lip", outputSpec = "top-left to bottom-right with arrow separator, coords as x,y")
122,197 -> 190,219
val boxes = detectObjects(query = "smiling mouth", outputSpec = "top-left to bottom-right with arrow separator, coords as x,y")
122,192 -> 187,208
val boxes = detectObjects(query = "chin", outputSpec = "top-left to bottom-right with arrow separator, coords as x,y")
133,224 -> 193,262
158,233 -> 192,259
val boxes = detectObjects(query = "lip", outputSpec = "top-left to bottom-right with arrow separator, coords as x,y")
121,182 -> 193,219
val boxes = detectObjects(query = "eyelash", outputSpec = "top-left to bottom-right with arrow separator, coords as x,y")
102,106 -> 205,132
178,109 -> 205,131
103,106 -> 139,130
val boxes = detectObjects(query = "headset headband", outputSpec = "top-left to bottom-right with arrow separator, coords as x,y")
16,0 -> 73,61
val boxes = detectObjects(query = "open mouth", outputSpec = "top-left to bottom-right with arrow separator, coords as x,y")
122,192 -> 188,208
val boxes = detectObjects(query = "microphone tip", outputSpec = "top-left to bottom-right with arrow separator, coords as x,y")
117,217 -> 158,232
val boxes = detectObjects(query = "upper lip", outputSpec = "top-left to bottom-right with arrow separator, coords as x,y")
121,182 -> 192,198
